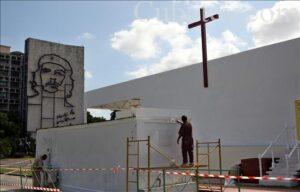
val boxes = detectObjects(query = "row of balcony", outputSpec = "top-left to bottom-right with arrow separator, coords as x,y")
0,104 -> 21,111
0,81 -> 22,88
0,98 -> 21,104
0,77 -> 21,82
0,92 -> 20,98
0,54 -> 23,62
0,88 -> 21,93
0,65 -> 22,71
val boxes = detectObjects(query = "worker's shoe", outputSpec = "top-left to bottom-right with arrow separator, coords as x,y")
188,163 -> 194,167
181,164 -> 188,168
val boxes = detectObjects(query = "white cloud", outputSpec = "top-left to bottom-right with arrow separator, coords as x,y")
123,24 -> 246,77
186,1 -> 252,12
112,18 -> 246,78
111,18 -> 190,60
136,30 -> 244,78
220,1 -> 253,12
85,71 -> 93,79
189,1 -> 220,9
247,1 -> 300,47
87,108 -> 111,119
78,32 -> 96,40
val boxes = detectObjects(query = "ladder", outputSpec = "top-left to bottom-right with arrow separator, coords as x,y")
126,136 -> 151,192
196,139 -> 223,192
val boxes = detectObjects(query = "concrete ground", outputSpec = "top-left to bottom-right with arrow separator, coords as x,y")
0,157 -> 33,167
0,174 -> 32,191
1,158 -> 299,192
1,158 -> 33,192
224,186 -> 300,191
1,178 -> 299,191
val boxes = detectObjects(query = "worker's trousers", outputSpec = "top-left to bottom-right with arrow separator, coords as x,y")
32,171 -> 41,187
182,146 -> 193,164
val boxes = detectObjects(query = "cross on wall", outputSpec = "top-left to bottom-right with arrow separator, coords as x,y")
188,8 -> 219,88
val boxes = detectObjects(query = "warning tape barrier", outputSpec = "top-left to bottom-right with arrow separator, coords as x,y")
52,167 -> 126,172
21,166 -> 126,173
142,170 -> 300,182
0,182 -> 61,191
8,166 -> 300,182
17,166 -> 123,172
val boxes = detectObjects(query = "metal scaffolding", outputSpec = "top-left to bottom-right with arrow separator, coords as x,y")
196,139 -> 223,192
126,137 -> 223,192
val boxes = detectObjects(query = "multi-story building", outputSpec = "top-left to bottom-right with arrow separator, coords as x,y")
0,45 -> 27,136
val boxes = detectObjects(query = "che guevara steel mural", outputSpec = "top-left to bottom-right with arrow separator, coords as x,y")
28,54 -> 76,128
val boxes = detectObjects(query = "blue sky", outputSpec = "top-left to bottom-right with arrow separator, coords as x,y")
1,1 -> 299,117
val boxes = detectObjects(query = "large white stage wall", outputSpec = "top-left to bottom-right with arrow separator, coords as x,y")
86,38 -> 300,146
36,108 -> 189,192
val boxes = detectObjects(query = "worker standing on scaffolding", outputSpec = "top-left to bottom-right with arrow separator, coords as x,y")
177,115 -> 194,167
32,154 -> 47,188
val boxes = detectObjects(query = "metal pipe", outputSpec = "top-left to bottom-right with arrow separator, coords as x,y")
126,137 -> 129,192
147,136 -> 150,191
261,125 -> 288,158
197,141 -> 220,144
207,143 -> 210,173
288,142 -> 299,158
20,166 -> 23,191
196,140 -> 199,191
258,154 -> 262,177
285,154 -> 289,174
286,127 -> 290,149
207,143 -> 211,187
218,139 -> 223,192
163,169 -> 166,192
271,147 -> 275,168
137,142 -> 139,190
297,146 -> 300,162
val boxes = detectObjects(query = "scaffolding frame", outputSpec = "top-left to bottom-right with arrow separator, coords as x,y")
126,136 -> 151,191
196,139 -> 223,192
126,137 -> 223,192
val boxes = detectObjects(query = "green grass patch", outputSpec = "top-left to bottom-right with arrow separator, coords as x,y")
0,167 -> 11,174
0,167 -> 32,177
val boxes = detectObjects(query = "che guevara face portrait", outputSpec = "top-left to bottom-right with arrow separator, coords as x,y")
29,54 -> 74,107
40,62 -> 66,93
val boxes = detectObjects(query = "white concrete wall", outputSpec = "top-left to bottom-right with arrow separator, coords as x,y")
36,119 -> 136,192
36,108 -> 190,191
86,38 -> 300,146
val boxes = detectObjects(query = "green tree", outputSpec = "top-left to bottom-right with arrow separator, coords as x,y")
0,112 -> 20,157
87,111 -> 106,123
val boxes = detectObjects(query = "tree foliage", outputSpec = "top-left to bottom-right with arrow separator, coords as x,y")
87,111 -> 106,123
0,112 -> 21,157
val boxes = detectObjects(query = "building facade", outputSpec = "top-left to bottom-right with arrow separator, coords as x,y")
86,38 -> 300,147
0,45 -> 27,136
25,38 -> 85,134
1,38 -> 86,136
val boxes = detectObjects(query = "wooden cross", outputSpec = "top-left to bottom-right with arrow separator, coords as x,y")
188,8 -> 219,88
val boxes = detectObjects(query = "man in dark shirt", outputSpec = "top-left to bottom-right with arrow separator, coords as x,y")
177,115 -> 194,167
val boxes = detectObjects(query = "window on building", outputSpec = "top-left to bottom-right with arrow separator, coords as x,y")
11,71 -> 19,77
0,104 -> 8,110
0,81 -> 7,86
0,70 -> 8,76
12,60 -> 20,65
0,92 -> 6,98
9,104 -> 19,111
0,58 -> 9,64
10,92 -> 19,99
10,82 -> 19,87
